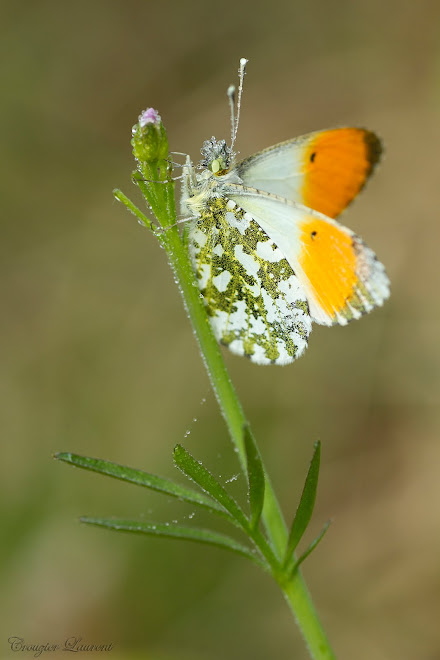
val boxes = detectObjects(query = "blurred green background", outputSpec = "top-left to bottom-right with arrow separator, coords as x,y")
1,1 -> 440,658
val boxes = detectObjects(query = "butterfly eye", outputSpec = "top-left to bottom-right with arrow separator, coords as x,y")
211,158 -> 223,174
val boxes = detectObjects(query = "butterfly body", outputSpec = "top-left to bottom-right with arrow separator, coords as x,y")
181,126 -> 389,366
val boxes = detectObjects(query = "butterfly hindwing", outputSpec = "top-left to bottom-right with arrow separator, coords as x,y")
225,186 -> 390,326
188,196 -> 312,365
294,214 -> 389,325
236,128 -> 382,219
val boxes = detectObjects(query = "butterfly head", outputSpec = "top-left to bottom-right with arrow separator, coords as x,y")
200,137 -> 233,176
180,58 -> 248,215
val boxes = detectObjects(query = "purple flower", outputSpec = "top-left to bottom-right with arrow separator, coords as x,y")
139,108 -> 161,128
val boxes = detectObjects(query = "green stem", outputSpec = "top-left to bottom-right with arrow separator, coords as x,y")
147,181 -> 336,660
116,154 -> 336,658
282,574 -> 336,660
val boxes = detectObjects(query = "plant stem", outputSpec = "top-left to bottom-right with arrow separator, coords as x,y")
282,574 -> 336,660
116,116 -> 336,654
153,187 -> 336,659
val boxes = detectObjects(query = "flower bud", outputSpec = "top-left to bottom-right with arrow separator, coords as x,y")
131,107 -> 169,163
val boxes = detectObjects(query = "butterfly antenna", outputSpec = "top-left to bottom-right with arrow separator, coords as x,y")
230,57 -> 248,152
227,84 -> 236,145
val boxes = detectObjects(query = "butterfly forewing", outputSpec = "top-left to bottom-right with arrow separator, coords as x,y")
188,196 -> 312,365
236,128 -> 382,219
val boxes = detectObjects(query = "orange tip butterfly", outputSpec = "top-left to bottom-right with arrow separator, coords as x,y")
181,58 -> 390,365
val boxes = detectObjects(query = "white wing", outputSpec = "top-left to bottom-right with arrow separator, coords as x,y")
223,184 -> 390,326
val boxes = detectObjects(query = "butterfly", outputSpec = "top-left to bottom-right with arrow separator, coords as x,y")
180,59 -> 390,365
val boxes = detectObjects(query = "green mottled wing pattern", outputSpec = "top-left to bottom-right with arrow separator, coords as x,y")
187,196 -> 312,365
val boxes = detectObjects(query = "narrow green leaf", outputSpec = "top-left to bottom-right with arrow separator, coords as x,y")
54,452 -> 229,519
113,188 -> 163,242
289,521 -> 331,576
243,425 -> 265,529
284,441 -> 321,567
173,445 -> 249,530
81,517 -> 267,569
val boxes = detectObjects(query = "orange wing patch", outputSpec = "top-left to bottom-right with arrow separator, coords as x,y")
301,128 -> 382,219
298,217 -> 358,319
